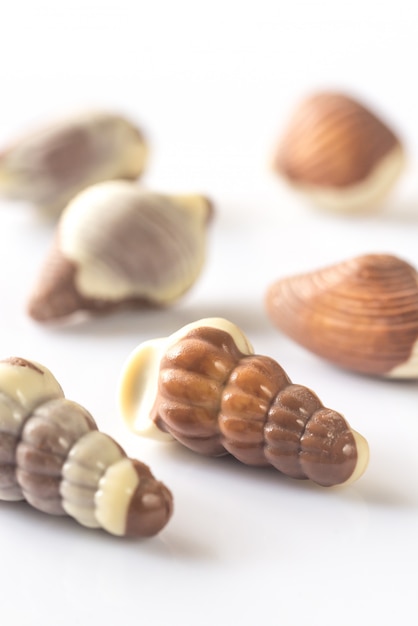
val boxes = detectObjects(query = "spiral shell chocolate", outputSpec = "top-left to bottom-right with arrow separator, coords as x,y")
0,357 -> 173,537
272,91 -> 404,212
119,318 -> 369,487
27,181 -> 213,322
0,110 -> 147,214
265,253 -> 418,378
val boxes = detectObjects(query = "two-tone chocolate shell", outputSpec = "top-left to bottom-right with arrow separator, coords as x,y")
265,253 -> 418,378
27,181 -> 213,322
272,91 -> 405,212
0,357 -> 173,537
0,110 -> 148,214
119,317 -> 369,487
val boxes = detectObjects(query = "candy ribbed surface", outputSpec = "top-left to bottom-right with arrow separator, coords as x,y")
274,92 -> 400,187
151,325 -> 360,486
0,110 -> 147,213
16,399 -> 96,515
152,326 -> 242,455
0,357 -> 173,536
28,184 -> 212,322
61,431 -> 125,528
266,254 -> 418,376
0,358 -> 64,501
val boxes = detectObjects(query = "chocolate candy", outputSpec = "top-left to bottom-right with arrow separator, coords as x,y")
0,110 -> 148,214
0,357 -> 173,537
272,91 -> 404,213
119,318 -> 369,487
265,253 -> 418,378
27,182 -> 213,322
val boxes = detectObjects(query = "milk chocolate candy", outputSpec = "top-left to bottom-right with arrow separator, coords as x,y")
119,318 -> 369,487
265,253 -> 418,378
272,91 -> 404,213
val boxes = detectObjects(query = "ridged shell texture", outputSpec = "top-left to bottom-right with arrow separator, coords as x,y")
0,357 -> 173,537
265,254 -> 418,377
0,110 -> 148,214
119,319 -> 369,487
27,181 -> 212,322
272,91 -> 404,212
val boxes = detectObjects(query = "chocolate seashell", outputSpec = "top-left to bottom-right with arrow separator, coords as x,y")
0,110 -> 148,214
272,91 -> 405,212
0,357 -> 64,501
265,253 -> 418,378
119,318 -> 369,487
27,181 -> 213,322
0,357 -> 173,537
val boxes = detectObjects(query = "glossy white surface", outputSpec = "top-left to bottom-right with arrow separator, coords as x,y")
0,2 -> 417,625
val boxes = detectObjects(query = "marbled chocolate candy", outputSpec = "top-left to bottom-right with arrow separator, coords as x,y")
0,357 -> 173,537
0,110 -> 147,214
27,181 -> 212,322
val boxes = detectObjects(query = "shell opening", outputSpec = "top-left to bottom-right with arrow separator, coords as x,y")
118,337 -> 173,440
118,317 -> 254,440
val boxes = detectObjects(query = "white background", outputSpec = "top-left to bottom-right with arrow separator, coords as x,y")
0,2 -> 417,625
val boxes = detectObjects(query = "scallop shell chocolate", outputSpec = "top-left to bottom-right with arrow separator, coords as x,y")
27,181 -> 213,322
272,91 -> 405,213
119,318 -> 369,487
265,254 -> 418,378
0,110 -> 148,214
0,357 -> 173,537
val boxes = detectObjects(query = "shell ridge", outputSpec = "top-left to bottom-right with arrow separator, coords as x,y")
264,383 -> 319,479
159,330 -> 242,449
261,364 -> 295,464
266,254 -> 418,377
298,408 -> 358,486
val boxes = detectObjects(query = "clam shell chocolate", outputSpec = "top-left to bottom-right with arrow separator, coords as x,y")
265,254 -> 418,378
27,181 -> 213,322
119,317 -> 369,487
0,357 -> 173,537
0,110 -> 148,214
272,91 -> 405,212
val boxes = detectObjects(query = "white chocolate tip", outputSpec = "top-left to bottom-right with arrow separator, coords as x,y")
340,429 -> 370,486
